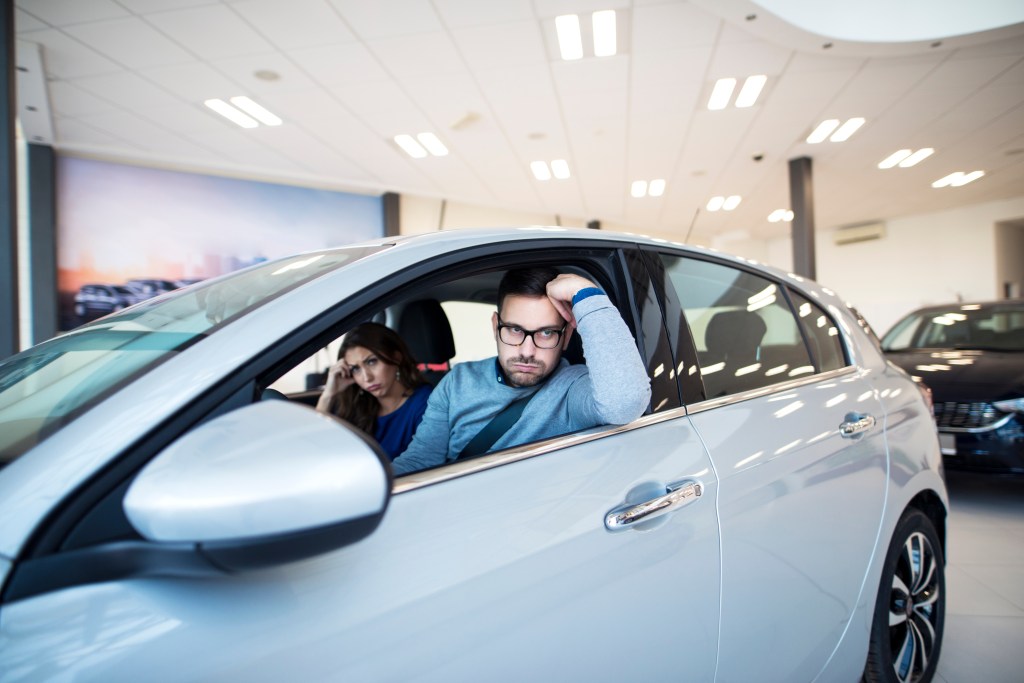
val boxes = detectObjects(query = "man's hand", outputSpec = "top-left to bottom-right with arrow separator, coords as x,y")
546,273 -> 597,328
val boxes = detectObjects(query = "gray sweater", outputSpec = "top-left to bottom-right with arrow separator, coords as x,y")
391,293 -> 651,475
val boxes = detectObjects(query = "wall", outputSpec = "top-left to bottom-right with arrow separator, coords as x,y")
814,196 -> 1024,334
400,195 -> 588,235
725,197 -> 1024,334
401,192 -> 1024,338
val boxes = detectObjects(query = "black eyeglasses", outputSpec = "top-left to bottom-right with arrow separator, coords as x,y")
497,318 -> 567,349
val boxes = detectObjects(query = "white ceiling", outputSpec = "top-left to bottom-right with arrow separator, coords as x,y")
13,0 -> 1024,244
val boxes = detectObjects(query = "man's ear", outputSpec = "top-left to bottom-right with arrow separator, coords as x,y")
561,325 -> 575,350
491,311 -> 499,340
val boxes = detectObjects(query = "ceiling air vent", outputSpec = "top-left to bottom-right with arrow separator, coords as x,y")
834,221 -> 886,245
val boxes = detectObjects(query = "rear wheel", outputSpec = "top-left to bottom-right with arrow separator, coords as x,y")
864,509 -> 945,683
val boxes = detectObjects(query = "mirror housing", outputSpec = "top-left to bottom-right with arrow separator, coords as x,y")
124,400 -> 391,571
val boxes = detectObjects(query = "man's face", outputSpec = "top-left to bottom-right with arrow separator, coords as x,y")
492,294 -> 573,388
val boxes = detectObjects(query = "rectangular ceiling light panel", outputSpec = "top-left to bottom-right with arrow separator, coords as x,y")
555,14 -> 583,60
734,75 -> 767,108
592,10 -> 617,57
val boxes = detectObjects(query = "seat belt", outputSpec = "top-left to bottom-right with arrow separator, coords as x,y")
458,392 -> 537,460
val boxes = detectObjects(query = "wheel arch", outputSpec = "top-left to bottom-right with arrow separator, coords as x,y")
905,489 -> 948,562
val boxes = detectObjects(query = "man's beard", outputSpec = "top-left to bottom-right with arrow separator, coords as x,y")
502,355 -> 548,387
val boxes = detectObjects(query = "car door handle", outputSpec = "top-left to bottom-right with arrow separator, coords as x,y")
605,480 -> 703,532
840,413 -> 876,438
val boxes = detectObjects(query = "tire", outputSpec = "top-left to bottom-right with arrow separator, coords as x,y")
863,509 -> 945,683
74,303 -> 86,316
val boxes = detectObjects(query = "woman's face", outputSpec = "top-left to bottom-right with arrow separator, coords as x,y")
343,345 -> 401,400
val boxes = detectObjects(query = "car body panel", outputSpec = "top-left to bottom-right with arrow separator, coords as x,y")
1,414 -> 721,682
688,367 -> 888,683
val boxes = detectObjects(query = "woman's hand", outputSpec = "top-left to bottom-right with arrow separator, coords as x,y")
316,359 -> 356,411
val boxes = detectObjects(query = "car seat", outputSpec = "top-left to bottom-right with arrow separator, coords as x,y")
398,299 -> 457,386
703,309 -> 768,396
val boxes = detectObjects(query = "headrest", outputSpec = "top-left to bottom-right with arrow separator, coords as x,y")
398,299 -> 456,364
705,310 -> 767,357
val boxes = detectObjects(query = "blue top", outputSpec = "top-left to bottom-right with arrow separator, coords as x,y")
391,293 -> 651,475
374,384 -> 432,461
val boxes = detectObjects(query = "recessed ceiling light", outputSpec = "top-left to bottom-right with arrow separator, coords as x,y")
806,119 -> 839,143
394,134 -> 427,158
648,179 -> 666,197
829,117 -> 865,142
592,10 -> 617,57
229,96 -> 282,126
723,195 -> 742,211
631,180 -> 648,198
768,209 -> 794,222
551,159 -> 570,179
708,78 -> 737,111
735,75 -> 767,108
707,196 -> 725,211
932,170 -> 985,188
878,149 -> 912,169
204,99 -> 258,129
555,14 -> 583,60
531,161 -> 552,180
898,148 -> 934,167
416,132 -> 448,156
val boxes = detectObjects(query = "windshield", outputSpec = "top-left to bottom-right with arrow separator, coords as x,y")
0,245 -> 385,465
882,302 -> 1024,352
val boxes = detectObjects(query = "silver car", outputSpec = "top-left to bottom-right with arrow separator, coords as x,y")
0,228 -> 947,683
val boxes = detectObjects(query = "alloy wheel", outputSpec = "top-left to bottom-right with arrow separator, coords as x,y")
888,531 -> 941,682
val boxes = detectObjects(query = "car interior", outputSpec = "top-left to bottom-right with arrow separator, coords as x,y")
266,265 -> 595,409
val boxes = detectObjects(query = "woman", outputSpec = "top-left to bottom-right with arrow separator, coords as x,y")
316,322 -> 432,461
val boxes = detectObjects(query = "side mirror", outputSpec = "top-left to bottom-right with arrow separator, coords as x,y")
124,400 -> 391,571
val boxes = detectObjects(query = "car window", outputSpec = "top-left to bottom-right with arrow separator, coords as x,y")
658,255 -> 814,399
0,246 -> 384,465
882,302 -> 1024,351
788,290 -> 848,371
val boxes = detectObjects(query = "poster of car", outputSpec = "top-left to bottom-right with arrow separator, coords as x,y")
57,157 -> 383,329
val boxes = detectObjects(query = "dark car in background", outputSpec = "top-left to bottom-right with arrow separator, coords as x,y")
73,284 -> 147,317
882,299 -> 1024,473
126,278 -> 179,298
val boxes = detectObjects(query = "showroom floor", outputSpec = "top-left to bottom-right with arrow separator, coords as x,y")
934,470 -> 1024,682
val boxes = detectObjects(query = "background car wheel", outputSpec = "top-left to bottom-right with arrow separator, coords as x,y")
74,303 -> 86,316
864,509 -> 945,683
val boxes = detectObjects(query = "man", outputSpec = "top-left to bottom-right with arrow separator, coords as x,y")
390,267 -> 651,476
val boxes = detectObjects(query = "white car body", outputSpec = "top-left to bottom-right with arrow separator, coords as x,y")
0,228 -> 947,682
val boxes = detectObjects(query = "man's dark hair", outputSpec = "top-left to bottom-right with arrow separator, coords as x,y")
497,266 -> 560,312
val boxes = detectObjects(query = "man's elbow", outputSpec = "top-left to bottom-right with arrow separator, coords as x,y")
597,387 -> 652,425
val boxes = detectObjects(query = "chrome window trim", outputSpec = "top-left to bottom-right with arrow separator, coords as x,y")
393,366 -> 857,494
684,365 -> 858,415
392,406 -> 689,494
938,414 -> 1014,433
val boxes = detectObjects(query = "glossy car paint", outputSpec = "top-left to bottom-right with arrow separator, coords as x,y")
0,228 -> 947,681
2,414 -> 721,680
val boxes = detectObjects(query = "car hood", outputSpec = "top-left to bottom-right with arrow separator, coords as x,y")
885,349 -> 1024,401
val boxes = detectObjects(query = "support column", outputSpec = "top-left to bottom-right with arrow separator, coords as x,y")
28,143 -> 56,343
0,0 -> 18,359
788,156 -> 816,280
382,191 -> 400,237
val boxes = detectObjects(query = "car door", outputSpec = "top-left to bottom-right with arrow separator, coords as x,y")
648,251 -> 888,683
0,242 -> 722,682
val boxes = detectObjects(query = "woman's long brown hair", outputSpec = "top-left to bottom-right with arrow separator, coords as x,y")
324,322 -> 427,434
